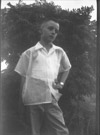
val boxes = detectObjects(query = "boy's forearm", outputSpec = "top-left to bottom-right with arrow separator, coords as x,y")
20,76 -> 26,94
53,70 -> 70,90
58,70 -> 70,84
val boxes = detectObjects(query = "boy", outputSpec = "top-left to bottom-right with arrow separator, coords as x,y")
15,20 -> 71,135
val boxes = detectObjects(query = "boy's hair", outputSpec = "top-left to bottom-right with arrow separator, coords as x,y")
40,19 -> 59,30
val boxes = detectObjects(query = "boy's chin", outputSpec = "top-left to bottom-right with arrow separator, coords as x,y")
48,38 -> 55,43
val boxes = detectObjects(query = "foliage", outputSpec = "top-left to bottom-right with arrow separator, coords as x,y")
1,1 -> 96,134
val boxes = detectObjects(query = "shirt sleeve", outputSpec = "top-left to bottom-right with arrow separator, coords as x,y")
14,52 -> 29,77
59,50 -> 71,72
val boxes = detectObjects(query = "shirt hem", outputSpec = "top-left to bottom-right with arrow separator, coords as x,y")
14,69 -> 26,77
23,101 -> 52,106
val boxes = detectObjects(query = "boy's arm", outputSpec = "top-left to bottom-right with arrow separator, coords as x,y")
58,70 -> 70,84
53,50 -> 71,90
53,70 -> 70,90
20,76 -> 26,95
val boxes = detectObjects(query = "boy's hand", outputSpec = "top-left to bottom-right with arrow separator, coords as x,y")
52,79 -> 64,90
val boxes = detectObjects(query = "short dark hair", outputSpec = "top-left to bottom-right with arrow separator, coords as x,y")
40,19 -> 59,29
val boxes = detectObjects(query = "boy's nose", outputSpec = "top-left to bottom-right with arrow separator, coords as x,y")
51,29 -> 56,35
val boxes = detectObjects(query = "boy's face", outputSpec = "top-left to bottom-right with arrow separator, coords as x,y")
40,20 -> 59,43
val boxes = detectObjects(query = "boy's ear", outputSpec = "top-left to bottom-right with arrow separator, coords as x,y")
38,28 -> 43,35
39,29 -> 42,34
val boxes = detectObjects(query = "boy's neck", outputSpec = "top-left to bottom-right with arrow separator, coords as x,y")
39,40 -> 52,51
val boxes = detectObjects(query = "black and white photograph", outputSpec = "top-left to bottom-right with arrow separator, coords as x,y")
1,0 -> 98,135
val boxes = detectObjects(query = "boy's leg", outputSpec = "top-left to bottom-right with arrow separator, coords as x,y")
29,105 -> 43,135
44,96 -> 69,135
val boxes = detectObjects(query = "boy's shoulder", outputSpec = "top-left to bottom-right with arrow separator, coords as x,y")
53,44 -> 65,54
25,45 -> 36,52
22,43 -> 37,56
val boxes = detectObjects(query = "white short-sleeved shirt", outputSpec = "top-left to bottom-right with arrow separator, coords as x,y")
15,42 -> 71,105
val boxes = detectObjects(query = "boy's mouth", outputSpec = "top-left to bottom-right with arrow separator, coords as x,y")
49,35 -> 55,39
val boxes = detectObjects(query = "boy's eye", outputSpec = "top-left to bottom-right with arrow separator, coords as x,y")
55,29 -> 59,34
48,26 -> 54,30
48,26 -> 59,33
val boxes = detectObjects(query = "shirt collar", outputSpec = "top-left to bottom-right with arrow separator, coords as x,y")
35,42 -> 44,50
35,42 -> 57,51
